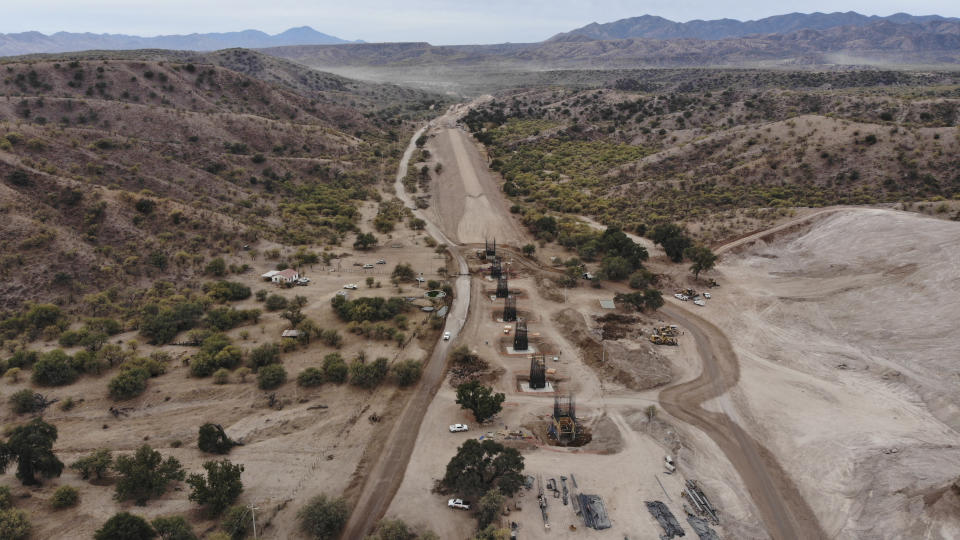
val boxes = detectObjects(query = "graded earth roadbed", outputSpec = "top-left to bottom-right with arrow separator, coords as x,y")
658,303 -> 826,540
339,124 -> 471,539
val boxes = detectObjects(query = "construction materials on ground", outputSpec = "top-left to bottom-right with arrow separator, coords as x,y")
664,455 -> 676,474
686,515 -> 720,540
561,476 -> 569,505
537,474 -> 550,529
548,394 -> 579,444
683,480 -> 719,524
655,474 -> 672,501
645,500 -> 685,538
486,238 -> 496,257
514,319 -> 528,351
578,494 -> 611,530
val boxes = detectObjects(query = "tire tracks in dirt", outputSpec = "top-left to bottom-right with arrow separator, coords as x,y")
658,303 -> 826,540
507,234 -> 828,538
338,124 -> 471,539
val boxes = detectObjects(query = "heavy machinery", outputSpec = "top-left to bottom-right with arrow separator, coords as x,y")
650,334 -> 678,346
654,325 -> 679,337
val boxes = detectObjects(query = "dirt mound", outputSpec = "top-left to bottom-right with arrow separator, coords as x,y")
552,308 -> 672,390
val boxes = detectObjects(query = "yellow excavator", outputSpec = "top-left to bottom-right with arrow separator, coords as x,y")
650,335 -> 678,346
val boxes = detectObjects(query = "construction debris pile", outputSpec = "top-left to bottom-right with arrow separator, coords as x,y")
686,515 -> 720,540
683,480 -> 719,524
578,494 -> 611,530
646,500 -> 685,538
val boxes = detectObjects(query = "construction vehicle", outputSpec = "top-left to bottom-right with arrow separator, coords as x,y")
654,325 -> 679,337
650,335 -> 678,346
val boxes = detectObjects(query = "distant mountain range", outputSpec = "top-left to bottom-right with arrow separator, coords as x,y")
0,26 -> 360,57
549,11 -> 960,41
266,19 -> 960,72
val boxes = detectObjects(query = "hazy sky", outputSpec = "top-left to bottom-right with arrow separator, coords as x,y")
5,0 -> 959,44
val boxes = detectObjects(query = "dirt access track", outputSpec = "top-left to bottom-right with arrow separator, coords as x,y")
353,102 -> 827,539
658,304 -> 824,539
423,112 -> 527,246
339,124 -> 473,539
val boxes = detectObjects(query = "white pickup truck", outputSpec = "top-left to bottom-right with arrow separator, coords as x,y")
448,498 -> 471,510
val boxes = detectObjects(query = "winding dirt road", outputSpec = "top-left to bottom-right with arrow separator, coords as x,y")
658,304 -> 826,540
342,108 -> 830,539
338,125 -> 471,540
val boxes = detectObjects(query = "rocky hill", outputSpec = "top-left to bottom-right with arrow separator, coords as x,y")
549,11 -> 959,41
262,20 -> 960,95
457,71 -> 960,244
0,53 -> 442,313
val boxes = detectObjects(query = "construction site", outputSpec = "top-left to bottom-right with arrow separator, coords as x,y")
367,104 -> 960,540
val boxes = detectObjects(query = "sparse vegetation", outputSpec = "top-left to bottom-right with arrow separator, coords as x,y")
441,439 -> 524,498
113,445 -> 185,505
455,381 -> 505,424
187,460 -> 244,515
0,418 -> 64,485
297,494 -> 349,540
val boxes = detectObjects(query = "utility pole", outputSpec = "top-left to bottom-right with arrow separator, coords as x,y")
248,505 -> 259,540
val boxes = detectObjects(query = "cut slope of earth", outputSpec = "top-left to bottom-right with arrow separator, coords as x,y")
714,208 -> 960,538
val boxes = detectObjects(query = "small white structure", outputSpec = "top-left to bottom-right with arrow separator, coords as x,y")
271,269 -> 299,284
281,329 -> 301,338
261,270 -> 280,280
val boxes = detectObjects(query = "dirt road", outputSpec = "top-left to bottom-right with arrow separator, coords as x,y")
349,106 -> 826,539
426,121 -> 526,246
339,126 -> 471,539
658,304 -> 826,540
502,222 -> 825,538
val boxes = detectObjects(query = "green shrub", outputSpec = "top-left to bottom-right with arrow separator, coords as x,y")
331,296 -> 408,323
257,364 -> 286,389
94,512 -> 154,540
213,368 -> 230,385
71,449 -> 113,480
204,281 -> 251,302
150,516 -> 196,540
265,294 -> 288,311
113,445 -> 184,505
348,358 -> 388,389
389,359 -> 423,387
0,486 -> 11,509
186,460 -> 244,516
248,343 -> 280,370
221,505 -> 252,540
9,389 -> 45,414
297,367 -> 325,387
0,508 -> 31,540
297,494 -> 349,540
108,367 -> 150,400
205,258 -> 227,277
6,350 -> 38,369
50,485 -> 80,509
322,354 -> 348,383
120,356 -> 166,377
197,424 -> 236,455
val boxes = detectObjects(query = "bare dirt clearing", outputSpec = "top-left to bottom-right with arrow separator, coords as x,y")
711,207 -> 960,539
424,124 -> 527,246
